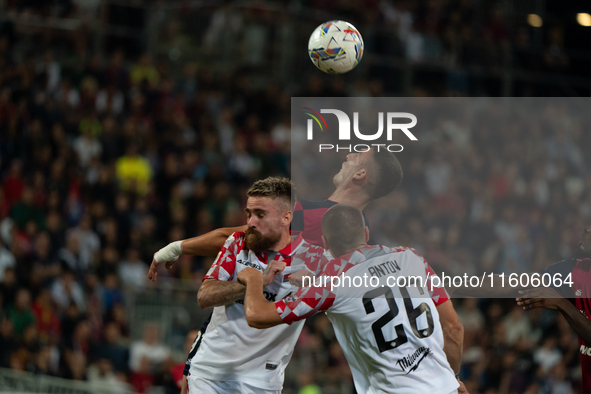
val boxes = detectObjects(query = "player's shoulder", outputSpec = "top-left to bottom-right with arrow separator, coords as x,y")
224,231 -> 247,250
369,245 -> 424,259
231,231 -> 246,238
298,238 -> 325,254
321,255 -> 358,277
576,258 -> 591,272
541,257 -> 578,275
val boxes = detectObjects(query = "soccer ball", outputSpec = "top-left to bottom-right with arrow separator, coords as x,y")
308,20 -> 364,74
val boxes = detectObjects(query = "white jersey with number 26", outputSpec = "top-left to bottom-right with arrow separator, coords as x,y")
275,245 -> 459,394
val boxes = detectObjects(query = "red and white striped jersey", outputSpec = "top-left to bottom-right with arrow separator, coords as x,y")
189,231 -> 324,390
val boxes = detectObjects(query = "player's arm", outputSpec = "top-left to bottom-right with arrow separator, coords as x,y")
197,278 -> 246,309
238,268 -> 284,328
148,225 -> 247,281
180,376 -> 187,394
180,226 -> 247,256
436,300 -> 464,374
517,286 -> 591,345
422,256 -> 463,374
194,232 -> 250,308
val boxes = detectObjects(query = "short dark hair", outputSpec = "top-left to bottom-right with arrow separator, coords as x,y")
367,151 -> 403,199
246,177 -> 295,211
321,204 -> 366,254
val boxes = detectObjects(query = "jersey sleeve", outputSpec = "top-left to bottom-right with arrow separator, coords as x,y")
203,232 -> 244,281
276,255 -> 344,325
275,277 -> 336,325
540,258 -> 577,297
290,244 -> 329,275
405,248 -> 450,306
425,262 -> 450,306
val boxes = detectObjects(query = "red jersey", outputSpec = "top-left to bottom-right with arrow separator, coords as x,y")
543,258 -> 591,393
292,199 -> 368,247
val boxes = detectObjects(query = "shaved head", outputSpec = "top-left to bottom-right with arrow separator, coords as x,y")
321,204 -> 367,256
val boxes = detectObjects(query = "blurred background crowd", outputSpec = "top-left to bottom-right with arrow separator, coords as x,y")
0,0 -> 590,393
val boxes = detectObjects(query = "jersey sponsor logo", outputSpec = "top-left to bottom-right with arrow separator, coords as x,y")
263,291 -> 277,302
265,362 -> 279,370
576,288 -> 582,296
396,346 -> 430,374
236,291 -> 278,304
580,345 -> 591,357
238,259 -> 263,272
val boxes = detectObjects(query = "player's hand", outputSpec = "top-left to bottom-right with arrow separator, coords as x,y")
289,269 -> 314,287
165,260 -> 176,270
148,258 -> 160,282
237,267 -> 263,285
457,380 -> 469,394
263,260 -> 287,286
149,241 -> 182,281
148,256 -> 179,281
516,287 -> 567,311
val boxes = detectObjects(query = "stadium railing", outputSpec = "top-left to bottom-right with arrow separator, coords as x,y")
0,367 -> 135,394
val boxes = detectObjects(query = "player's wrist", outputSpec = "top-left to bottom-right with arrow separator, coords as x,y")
154,241 -> 183,263
555,296 -> 569,312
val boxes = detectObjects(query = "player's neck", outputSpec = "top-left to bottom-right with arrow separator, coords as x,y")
328,187 -> 370,211
332,242 -> 368,258
269,231 -> 293,252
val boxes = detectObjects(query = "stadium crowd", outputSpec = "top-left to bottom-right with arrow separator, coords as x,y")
0,0 -> 590,393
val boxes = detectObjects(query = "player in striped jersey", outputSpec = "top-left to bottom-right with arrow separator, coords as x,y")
238,204 -> 465,394
185,177 -> 326,393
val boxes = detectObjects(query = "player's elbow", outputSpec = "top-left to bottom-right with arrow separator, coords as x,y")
197,287 -> 211,309
244,308 -> 264,329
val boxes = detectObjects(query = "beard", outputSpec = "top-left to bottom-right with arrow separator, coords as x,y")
245,227 -> 282,253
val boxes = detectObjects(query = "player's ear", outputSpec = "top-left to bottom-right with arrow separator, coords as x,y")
353,169 -> 367,180
364,226 -> 369,242
283,210 -> 292,226
322,235 -> 329,251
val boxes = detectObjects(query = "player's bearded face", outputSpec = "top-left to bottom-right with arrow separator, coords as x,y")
245,226 -> 282,253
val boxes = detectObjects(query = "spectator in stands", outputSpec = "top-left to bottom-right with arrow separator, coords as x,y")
51,269 -> 85,312
100,274 -> 124,314
10,187 -> 45,232
0,239 -> 15,283
118,248 -> 147,288
74,127 -> 103,168
130,53 -> 160,87
91,321 -> 128,373
129,323 -> 172,392
31,287 -> 60,342
8,288 -> 35,336
116,143 -> 153,195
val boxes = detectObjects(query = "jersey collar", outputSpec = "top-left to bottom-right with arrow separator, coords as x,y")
277,233 -> 305,256
333,244 -> 376,261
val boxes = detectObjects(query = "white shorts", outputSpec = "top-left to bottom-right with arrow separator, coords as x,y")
187,375 -> 281,394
